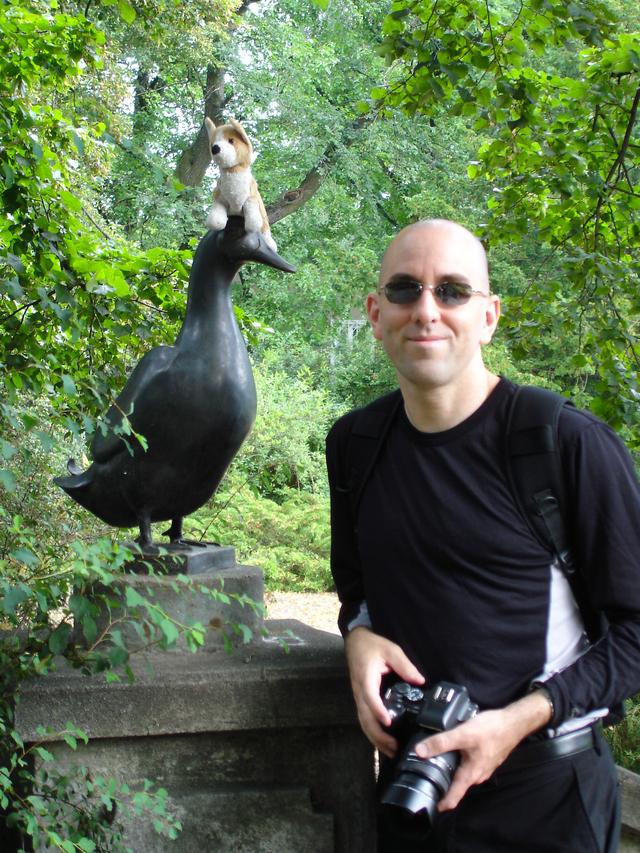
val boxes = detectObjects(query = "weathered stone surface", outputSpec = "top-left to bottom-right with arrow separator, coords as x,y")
17,621 -> 348,739
77,561 -> 264,654
17,620 -> 376,853
620,767 -> 640,851
150,788 -> 334,852
124,541 -> 237,575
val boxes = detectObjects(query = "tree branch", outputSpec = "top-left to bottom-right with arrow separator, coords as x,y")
266,115 -> 371,224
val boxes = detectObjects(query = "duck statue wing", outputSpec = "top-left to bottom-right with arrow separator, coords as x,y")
92,345 -> 178,464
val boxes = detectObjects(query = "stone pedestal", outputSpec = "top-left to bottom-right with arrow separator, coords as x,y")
124,541 -> 237,575
16,618 -> 376,852
85,544 -> 265,652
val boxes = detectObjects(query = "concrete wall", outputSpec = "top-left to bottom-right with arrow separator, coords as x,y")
620,767 -> 640,851
16,617 -> 376,852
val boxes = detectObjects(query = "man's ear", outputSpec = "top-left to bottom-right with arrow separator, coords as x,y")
204,117 -> 216,143
366,292 -> 383,341
480,293 -> 501,346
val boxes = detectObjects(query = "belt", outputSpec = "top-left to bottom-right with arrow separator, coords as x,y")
496,726 -> 598,776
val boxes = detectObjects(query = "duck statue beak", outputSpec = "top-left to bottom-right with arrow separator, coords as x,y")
246,234 -> 296,274
221,217 -> 296,274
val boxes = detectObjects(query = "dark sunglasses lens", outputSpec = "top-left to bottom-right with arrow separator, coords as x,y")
435,282 -> 472,305
384,282 -> 423,304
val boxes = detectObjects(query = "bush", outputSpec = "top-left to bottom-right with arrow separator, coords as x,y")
232,357 -> 342,501
605,698 -> 640,773
187,483 -> 332,593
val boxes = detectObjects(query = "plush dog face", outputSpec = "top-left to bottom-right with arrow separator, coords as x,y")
205,117 -> 254,170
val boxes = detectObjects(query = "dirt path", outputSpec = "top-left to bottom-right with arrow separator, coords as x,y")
264,591 -> 340,635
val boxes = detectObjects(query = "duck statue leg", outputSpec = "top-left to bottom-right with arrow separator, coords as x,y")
164,517 -> 183,542
161,516 -> 209,548
137,514 -> 153,548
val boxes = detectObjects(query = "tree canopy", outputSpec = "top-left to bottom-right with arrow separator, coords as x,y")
376,0 -> 640,436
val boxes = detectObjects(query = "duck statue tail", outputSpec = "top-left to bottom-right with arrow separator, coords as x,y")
54,458 -> 94,494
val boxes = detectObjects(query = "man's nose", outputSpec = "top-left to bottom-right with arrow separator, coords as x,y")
411,286 -> 441,324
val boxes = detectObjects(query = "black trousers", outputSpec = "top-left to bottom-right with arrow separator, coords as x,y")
376,729 -> 620,853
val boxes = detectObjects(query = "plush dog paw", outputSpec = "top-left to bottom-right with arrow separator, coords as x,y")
206,206 -> 228,231
242,203 -> 263,233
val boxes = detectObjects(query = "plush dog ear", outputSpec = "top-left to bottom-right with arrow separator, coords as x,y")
228,119 -> 253,156
204,117 -> 216,143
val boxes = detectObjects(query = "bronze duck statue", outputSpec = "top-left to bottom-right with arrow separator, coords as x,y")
55,218 -> 295,546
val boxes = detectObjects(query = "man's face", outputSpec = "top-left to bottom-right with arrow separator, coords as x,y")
367,223 -> 500,393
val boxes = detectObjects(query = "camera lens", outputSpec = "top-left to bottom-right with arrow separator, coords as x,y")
379,737 -> 459,840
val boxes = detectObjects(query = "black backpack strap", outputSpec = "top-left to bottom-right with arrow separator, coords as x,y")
505,385 -> 606,641
506,386 -> 624,722
505,385 -> 575,576
344,391 -> 403,523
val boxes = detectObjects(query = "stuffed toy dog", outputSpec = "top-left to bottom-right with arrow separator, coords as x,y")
204,117 -> 277,251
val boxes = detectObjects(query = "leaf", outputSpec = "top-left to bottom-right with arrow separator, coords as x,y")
49,623 -> 71,655
9,548 -> 39,568
237,623 -> 253,644
118,0 -> 136,23
33,746 -> 55,763
124,586 -> 146,608
62,374 -> 77,396
5,253 -> 24,273
0,470 -> 16,491
2,584 -> 31,615
60,190 -> 82,212
71,131 -> 85,156
160,619 -> 179,645
63,733 -> 78,750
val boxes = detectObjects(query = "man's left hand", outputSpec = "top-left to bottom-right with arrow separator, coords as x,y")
414,690 -> 553,812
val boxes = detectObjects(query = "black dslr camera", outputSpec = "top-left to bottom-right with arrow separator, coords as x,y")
379,681 -> 478,839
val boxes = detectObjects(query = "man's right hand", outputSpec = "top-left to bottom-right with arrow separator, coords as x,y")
344,626 -> 425,758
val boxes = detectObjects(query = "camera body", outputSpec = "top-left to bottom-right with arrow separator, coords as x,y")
380,681 -> 478,838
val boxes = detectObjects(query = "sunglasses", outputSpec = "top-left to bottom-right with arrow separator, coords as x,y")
379,279 -> 488,306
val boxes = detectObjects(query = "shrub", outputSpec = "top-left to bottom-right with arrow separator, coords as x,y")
187,483 -> 333,593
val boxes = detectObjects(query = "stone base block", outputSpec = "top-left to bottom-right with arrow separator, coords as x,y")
124,542 -> 237,575
85,563 -> 264,653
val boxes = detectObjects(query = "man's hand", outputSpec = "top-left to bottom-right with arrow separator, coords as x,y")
344,626 -> 425,758
414,690 -> 554,811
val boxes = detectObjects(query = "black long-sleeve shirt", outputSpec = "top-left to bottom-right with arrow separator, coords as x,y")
326,378 -> 640,729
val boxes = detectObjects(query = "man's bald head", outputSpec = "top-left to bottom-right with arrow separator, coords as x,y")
379,219 -> 490,292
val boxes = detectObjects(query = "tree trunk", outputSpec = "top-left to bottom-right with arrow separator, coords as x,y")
175,65 -> 227,187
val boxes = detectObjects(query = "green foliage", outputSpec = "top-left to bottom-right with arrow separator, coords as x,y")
375,0 -> 640,441
223,357 -> 342,500
605,697 -> 640,772
1,732 -> 182,850
0,2 -> 255,844
188,484 -> 332,593
0,521 -> 189,848
0,0 -> 195,415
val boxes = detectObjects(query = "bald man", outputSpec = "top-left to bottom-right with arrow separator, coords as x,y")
326,220 -> 640,851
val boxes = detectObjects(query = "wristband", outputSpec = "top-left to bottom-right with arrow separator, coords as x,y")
531,683 -> 555,720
